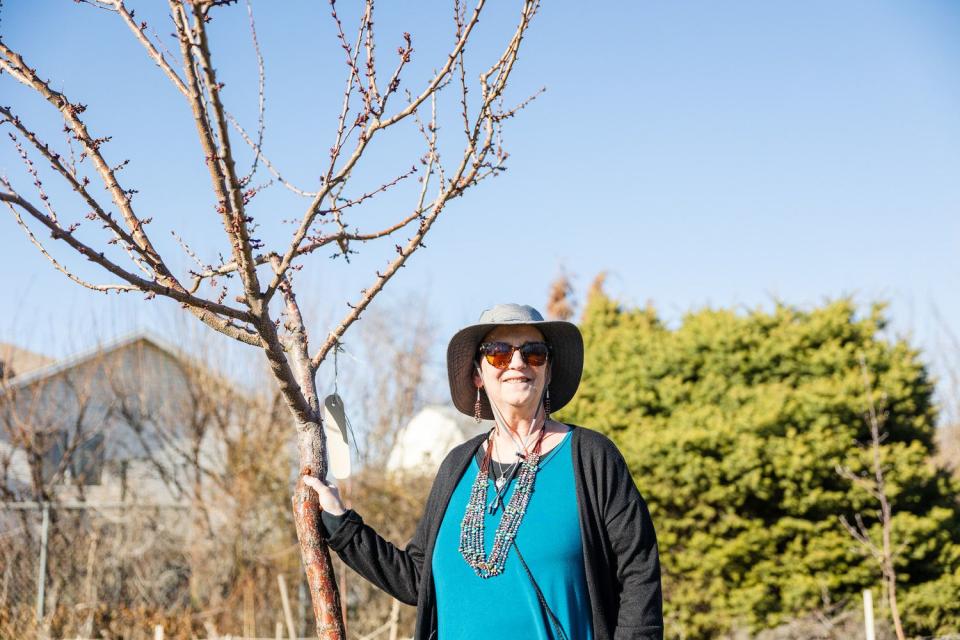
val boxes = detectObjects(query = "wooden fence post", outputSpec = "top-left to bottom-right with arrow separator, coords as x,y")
278,574 -> 297,640
863,589 -> 875,640
388,598 -> 401,640
35,502 -> 50,622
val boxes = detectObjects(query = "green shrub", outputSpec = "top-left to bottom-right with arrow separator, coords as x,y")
559,288 -> 960,638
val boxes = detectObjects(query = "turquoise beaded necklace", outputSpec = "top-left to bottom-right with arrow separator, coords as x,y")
459,427 -> 546,578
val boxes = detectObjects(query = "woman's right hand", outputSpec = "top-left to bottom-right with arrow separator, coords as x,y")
302,474 -> 347,516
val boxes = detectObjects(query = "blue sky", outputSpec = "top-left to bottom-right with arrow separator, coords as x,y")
2,2 -> 959,419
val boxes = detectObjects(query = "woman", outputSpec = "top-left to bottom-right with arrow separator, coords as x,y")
305,303 -> 663,639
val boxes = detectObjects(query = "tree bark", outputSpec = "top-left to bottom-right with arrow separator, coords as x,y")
882,504 -> 906,640
293,422 -> 345,639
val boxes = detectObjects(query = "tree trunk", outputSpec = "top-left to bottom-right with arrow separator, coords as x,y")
885,564 -> 906,640
293,422 -> 346,640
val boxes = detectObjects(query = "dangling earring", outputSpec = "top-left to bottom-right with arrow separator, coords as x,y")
544,388 -> 551,419
474,387 -> 483,423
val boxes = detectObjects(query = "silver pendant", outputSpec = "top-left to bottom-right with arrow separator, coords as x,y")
495,476 -> 506,491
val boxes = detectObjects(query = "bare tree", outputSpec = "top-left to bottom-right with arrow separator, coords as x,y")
930,305 -> 960,479
345,300 -> 434,469
587,271 -> 608,302
546,267 -> 575,321
0,334 -> 301,637
835,354 -> 906,640
0,1 -> 540,635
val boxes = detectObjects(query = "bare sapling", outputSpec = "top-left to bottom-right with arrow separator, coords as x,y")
0,1 -> 542,636
835,354 -> 906,640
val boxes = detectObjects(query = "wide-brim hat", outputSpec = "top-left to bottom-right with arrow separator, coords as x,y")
447,303 -> 583,420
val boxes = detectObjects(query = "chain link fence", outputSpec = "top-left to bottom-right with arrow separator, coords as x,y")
0,503 -> 44,634
0,498 -> 419,640
0,500 -> 320,639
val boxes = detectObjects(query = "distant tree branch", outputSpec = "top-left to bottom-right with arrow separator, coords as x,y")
835,354 -> 906,640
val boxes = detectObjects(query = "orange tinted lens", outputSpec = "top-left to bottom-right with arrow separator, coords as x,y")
482,342 -> 514,369
520,342 -> 549,366
484,352 -> 512,369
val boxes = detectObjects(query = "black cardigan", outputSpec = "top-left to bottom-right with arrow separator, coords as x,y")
325,425 -> 663,639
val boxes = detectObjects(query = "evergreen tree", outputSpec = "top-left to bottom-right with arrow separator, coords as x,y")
559,286 -> 960,638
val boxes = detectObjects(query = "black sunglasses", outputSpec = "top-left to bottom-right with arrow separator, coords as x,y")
478,341 -> 551,369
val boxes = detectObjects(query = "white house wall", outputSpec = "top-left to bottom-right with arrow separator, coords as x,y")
387,405 -> 489,475
0,337 -> 230,505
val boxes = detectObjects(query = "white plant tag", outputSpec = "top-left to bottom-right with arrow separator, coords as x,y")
322,393 -> 352,481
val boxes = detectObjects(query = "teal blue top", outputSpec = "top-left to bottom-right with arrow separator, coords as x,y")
432,430 -> 593,640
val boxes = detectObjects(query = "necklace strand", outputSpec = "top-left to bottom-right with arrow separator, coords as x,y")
459,428 -> 546,578
491,437 -> 516,490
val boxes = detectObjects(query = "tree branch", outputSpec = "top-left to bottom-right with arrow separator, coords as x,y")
1,191 -> 137,294
240,0 -> 267,185
263,0 -> 489,304
170,1 -> 263,308
110,0 -> 190,97
2,107 -> 155,277
188,2 -> 263,301
0,190 -> 262,346
226,111 -> 317,197
0,43 -> 168,276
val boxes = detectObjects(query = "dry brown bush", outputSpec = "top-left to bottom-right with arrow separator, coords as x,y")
0,333 -> 309,638
0,299 -> 439,638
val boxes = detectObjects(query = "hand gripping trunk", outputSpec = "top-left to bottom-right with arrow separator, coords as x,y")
293,474 -> 346,639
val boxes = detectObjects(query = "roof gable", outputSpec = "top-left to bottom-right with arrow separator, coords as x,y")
0,343 -> 54,380
0,331 -> 226,395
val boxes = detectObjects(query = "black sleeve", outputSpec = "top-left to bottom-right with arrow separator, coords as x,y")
605,446 -> 664,640
321,510 -> 347,537
325,508 -> 423,605
323,460 -> 452,606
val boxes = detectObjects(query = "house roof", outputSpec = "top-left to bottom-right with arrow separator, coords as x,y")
0,331 -> 210,393
0,343 -> 54,380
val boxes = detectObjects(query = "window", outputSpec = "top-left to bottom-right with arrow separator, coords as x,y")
70,433 -> 105,485
39,431 -> 106,485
